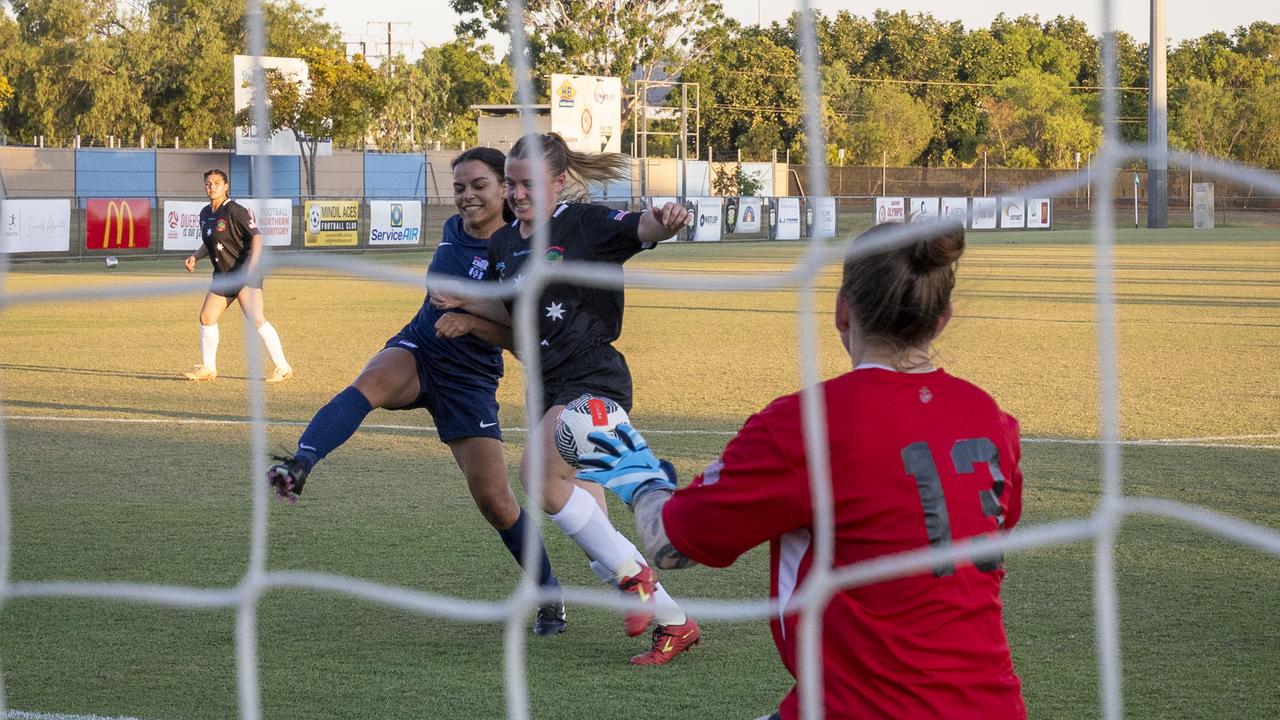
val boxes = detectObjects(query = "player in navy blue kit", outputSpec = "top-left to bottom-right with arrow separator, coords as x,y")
182,168 -> 292,382
267,148 -> 567,635
433,133 -> 699,664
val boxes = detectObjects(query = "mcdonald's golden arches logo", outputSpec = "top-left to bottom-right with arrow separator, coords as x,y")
86,199 -> 151,250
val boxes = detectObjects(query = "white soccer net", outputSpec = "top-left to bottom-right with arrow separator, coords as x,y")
2,1 -> 1279,719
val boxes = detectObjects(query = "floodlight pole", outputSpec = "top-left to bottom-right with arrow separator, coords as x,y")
1147,0 -> 1169,228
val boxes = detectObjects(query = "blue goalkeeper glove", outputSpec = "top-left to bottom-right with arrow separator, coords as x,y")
576,423 -> 676,506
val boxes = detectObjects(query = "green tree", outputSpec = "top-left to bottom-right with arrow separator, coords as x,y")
236,47 -> 388,195
828,80 -> 934,166
451,0 -> 722,112
983,68 -> 1099,168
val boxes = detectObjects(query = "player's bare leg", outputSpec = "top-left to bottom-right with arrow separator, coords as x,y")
236,286 -> 292,382
351,347 -> 420,408
184,291 -> 232,380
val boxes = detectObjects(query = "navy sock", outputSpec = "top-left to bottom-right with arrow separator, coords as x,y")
498,508 -> 559,590
294,386 -> 374,472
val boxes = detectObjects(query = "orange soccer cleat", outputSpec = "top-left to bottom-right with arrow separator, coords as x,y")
630,617 -> 701,666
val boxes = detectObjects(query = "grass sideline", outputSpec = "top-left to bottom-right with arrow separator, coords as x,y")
1,230 -> 1277,720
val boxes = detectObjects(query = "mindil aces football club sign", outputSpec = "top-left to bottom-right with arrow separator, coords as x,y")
87,199 -> 150,250
304,200 -> 359,246
549,74 -> 623,154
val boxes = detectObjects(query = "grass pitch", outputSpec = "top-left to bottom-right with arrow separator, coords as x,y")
1,228 -> 1277,719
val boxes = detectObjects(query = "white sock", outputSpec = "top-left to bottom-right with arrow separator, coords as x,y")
613,531 -> 686,626
199,324 -> 218,370
550,486 -> 637,576
256,322 -> 289,370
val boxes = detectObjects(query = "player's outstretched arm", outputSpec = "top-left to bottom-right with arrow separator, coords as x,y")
576,424 -> 698,570
434,312 -> 515,351
430,291 -> 512,326
637,202 -> 690,245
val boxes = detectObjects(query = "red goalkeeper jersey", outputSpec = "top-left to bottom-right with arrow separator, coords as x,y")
662,367 -> 1026,720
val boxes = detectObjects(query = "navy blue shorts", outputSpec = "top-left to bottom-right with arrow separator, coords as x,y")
210,270 -> 263,298
384,329 -> 502,444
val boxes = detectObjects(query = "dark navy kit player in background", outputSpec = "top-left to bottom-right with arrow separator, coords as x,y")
183,168 -> 293,382
267,148 -> 567,636
433,132 -> 700,664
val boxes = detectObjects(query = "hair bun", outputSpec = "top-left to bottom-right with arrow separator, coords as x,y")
910,226 -> 965,272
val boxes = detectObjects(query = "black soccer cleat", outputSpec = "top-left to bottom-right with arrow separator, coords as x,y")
267,455 -> 310,504
533,600 -> 567,636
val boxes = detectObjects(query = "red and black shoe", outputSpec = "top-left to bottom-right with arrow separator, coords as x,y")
617,564 -> 657,637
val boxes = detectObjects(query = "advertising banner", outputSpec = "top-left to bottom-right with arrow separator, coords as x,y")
908,197 -> 940,222
162,201 -> 206,251
368,200 -> 422,246
87,199 -> 150,250
1193,183 -> 1215,229
810,196 -> 837,238
772,197 -> 801,240
550,74 -> 623,154
971,197 -> 998,229
238,199 -> 293,247
690,196 -> 723,242
874,197 -> 905,224
1000,198 -> 1026,229
941,198 -> 969,227
234,55 -> 332,156
1,199 -> 72,253
1026,198 -> 1052,229
304,200 -> 359,247
734,197 -> 762,234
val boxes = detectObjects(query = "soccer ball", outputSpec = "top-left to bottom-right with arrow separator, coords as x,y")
554,394 -> 630,468
105,256 -> 119,269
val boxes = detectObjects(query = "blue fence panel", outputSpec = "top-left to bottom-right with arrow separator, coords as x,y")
76,149 -> 156,201
365,153 -> 427,198
229,155 -> 301,199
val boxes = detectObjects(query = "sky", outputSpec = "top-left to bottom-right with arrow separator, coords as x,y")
315,0 -> 1270,58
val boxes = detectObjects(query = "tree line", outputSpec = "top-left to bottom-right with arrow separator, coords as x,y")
1,1 -> 1276,170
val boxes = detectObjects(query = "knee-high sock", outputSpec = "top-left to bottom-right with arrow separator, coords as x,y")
550,486 -> 636,576
256,322 -> 289,369
497,508 -> 559,590
294,386 -> 373,472
199,323 -> 219,370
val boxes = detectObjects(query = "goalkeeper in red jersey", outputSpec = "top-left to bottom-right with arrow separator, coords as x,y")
577,222 -> 1027,720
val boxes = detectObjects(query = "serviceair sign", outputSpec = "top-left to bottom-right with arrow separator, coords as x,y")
369,201 -> 422,246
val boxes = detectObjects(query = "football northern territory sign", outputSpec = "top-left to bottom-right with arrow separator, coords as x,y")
87,199 -> 151,250
304,200 -> 359,246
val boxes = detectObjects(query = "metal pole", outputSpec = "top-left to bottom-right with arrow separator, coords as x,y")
1133,173 -> 1140,229
1147,0 -> 1169,227
680,83 -> 688,201
882,150 -> 887,195
1087,153 -> 1092,210
982,151 -> 987,196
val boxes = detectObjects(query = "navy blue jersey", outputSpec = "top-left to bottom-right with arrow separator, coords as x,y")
405,214 -> 504,381
486,203 -> 648,380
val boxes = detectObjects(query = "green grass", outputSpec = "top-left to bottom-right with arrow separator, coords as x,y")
1,229 -> 1277,719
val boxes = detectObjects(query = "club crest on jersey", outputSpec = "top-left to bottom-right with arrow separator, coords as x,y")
216,219 -> 227,233
919,387 -> 933,404
545,246 -> 565,263
469,256 -> 488,280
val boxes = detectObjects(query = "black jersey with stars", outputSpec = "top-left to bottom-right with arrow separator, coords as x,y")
199,199 -> 258,275
486,202 -> 649,379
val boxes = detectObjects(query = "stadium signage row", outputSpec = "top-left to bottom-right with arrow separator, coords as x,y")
876,196 -> 1052,229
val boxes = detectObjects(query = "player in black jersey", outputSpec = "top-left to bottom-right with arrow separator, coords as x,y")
433,132 -> 699,664
182,168 -> 292,382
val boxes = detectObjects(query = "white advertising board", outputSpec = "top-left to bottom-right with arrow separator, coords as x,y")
971,197 -> 998,229
941,197 -> 969,227
775,197 -> 801,240
811,196 -> 837,238
238,198 -> 293,247
1193,183 -> 1215,229
690,196 -> 723,242
162,201 -> 206,251
909,197 -> 940,222
874,197 -> 906,224
1026,198 -> 1052,229
368,200 -> 422,246
735,197 -> 763,234
1,199 -> 71,253
1000,198 -> 1027,228
550,74 -> 623,154
234,55 -> 332,156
